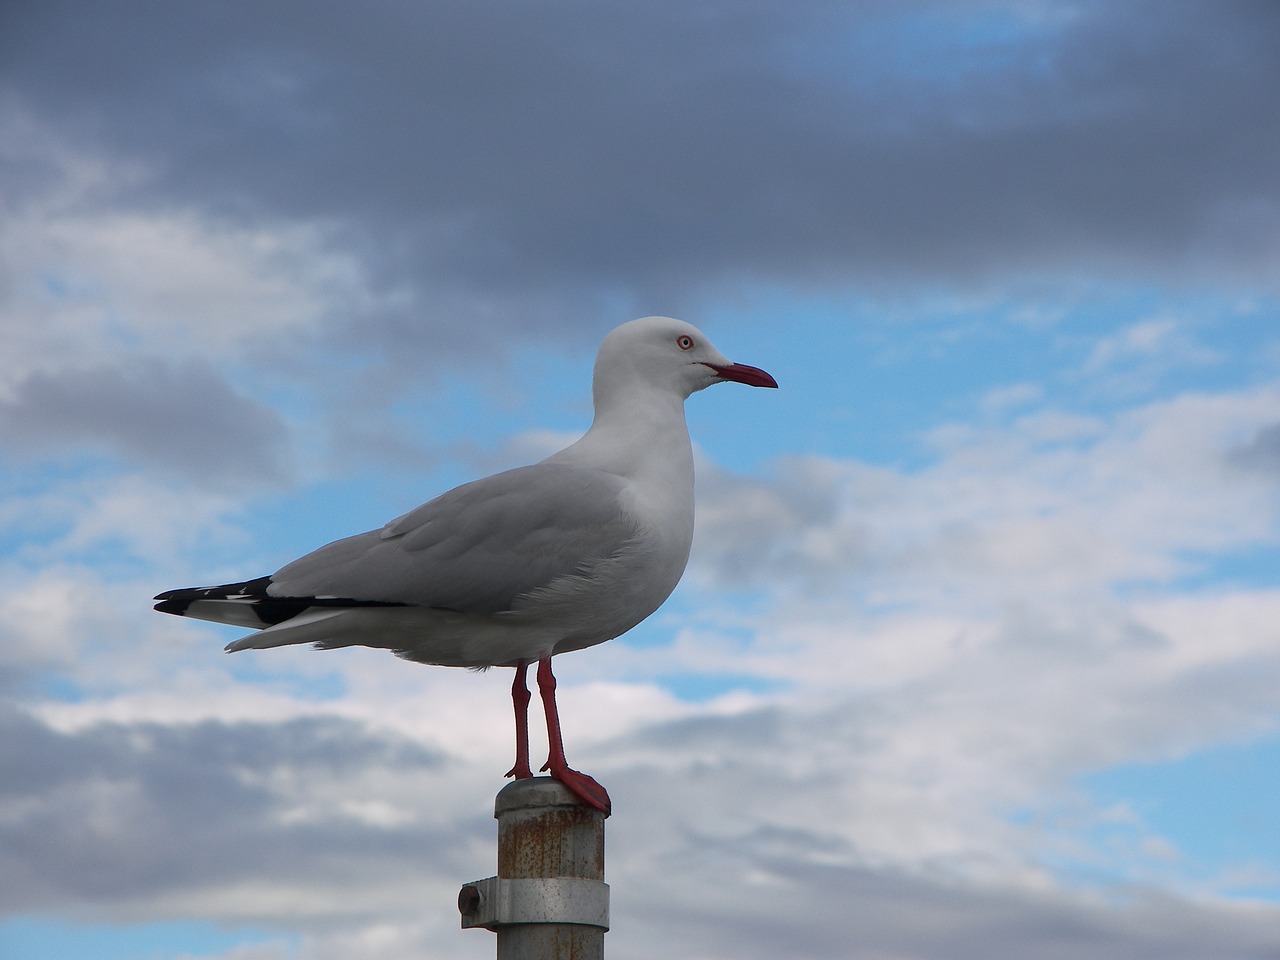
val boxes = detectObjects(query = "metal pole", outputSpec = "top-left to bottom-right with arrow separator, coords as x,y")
459,777 -> 609,959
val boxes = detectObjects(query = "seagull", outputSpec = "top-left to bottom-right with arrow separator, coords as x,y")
154,316 -> 777,814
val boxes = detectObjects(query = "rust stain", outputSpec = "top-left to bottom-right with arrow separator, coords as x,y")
499,805 -> 605,880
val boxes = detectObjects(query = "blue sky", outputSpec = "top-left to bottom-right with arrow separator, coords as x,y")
3,3 -> 1280,959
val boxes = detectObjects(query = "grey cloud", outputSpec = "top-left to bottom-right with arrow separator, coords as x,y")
1228,422 -> 1280,474
0,358 -> 291,488
3,1 -> 1278,359
5,704 -> 1279,959
623,856 -> 1280,960
0,708 -> 457,913
692,455 -> 859,592
603,704 -> 1280,960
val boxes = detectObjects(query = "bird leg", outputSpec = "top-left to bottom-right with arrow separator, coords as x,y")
536,656 -> 611,815
504,661 -> 533,780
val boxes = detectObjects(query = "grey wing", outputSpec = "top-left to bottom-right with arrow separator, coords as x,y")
268,463 -> 639,613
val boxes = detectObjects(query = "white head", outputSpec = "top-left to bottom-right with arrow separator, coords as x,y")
593,316 -> 777,404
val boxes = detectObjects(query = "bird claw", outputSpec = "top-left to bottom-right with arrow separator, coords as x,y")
542,761 -> 612,816
504,762 -> 534,780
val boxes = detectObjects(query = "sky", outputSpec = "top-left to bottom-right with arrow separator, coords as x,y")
2,1 -> 1280,958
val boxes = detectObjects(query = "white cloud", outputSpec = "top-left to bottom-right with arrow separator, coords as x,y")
695,384 -> 1280,607
635,380 -> 1280,889
1080,318 -> 1222,398
980,381 -> 1045,413
1085,317 -> 1181,371
0,207 -> 353,394
0,105 -> 388,398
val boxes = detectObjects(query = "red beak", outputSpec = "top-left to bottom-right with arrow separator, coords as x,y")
703,361 -> 779,389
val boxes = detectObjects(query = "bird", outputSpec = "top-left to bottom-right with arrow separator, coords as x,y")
154,316 -> 778,814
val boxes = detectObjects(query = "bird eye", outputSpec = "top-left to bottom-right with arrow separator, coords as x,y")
676,335 -> 694,351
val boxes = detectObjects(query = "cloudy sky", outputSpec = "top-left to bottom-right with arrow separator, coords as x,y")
3,2 -> 1280,958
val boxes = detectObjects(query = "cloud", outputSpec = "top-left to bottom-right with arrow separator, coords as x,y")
608,851 -> 1280,960
0,133 -> 370,375
692,384 -> 1280,604
4,700 -> 1280,960
1229,421 -> 1280,475
0,708 -> 455,916
636,381 -> 1280,890
3,0 -> 1279,357
1084,317 -> 1207,370
0,359 -> 291,488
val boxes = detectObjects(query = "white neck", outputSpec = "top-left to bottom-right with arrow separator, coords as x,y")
546,383 -> 694,488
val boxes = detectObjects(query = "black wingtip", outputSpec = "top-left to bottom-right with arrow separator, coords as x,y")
152,577 -> 274,617
152,576 -> 408,626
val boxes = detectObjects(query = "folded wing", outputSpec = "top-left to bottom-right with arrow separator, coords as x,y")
155,462 -> 640,629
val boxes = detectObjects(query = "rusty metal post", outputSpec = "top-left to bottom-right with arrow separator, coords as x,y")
459,777 -> 609,959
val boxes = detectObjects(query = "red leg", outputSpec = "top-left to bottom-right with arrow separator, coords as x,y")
504,661 -> 533,780
536,656 -> 611,815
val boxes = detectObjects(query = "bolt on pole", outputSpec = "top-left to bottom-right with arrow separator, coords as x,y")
460,777 -> 610,959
